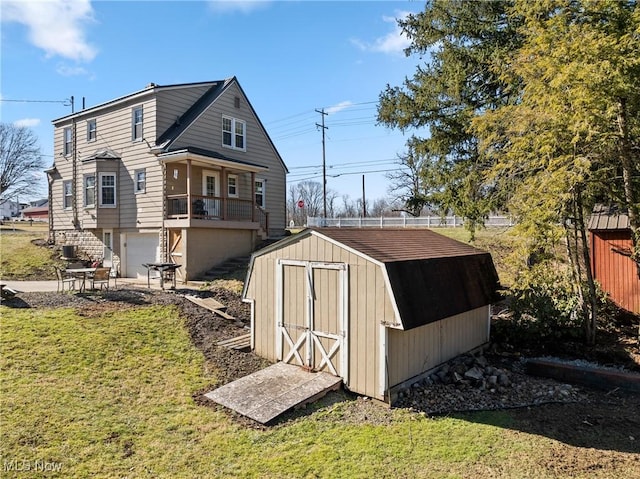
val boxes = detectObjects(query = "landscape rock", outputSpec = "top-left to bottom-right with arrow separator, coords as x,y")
394,352 -> 588,414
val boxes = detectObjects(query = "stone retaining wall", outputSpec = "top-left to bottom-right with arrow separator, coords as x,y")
54,229 -> 121,275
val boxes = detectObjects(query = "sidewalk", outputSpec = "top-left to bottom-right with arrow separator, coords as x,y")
1,278 -> 207,294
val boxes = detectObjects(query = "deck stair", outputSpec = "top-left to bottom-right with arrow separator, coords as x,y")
200,256 -> 250,281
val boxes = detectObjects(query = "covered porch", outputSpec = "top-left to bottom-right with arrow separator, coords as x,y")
160,148 -> 269,234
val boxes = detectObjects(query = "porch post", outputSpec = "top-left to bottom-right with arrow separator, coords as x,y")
251,171 -> 256,222
186,159 -> 192,218
221,166 -> 227,220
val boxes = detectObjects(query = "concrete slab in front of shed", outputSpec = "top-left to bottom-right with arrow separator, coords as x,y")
205,362 -> 342,424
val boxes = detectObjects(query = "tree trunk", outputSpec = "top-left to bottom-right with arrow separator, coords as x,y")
575,189 -> 598,345
617,98 -> 640,261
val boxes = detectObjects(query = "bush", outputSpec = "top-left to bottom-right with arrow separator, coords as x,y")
503,264 -> 584,342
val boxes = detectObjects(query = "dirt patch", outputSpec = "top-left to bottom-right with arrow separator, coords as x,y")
3,286 -> 640,474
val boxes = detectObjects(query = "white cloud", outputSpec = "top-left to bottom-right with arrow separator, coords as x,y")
56,64 -> 89,77
326,101 -> 353,115
14,118 -> 41,128
2,0 -> 97,62
351,10 -> 412,55
207,0 -> 270,14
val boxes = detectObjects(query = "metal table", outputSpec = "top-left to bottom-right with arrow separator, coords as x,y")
142,263 -> 181,290
65,267 -> 97,293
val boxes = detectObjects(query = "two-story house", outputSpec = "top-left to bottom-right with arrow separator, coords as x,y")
48,77 -> 288,281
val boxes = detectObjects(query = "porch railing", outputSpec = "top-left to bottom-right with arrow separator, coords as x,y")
167,195 -> 269,234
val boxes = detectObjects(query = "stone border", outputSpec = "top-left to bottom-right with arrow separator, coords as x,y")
525,358 -> 640,392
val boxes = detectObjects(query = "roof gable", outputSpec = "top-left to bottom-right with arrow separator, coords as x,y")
155,80 -> 226,147
154,77 -> 288,173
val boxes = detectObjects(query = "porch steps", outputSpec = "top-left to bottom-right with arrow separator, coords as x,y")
200,256 -> 250,281
199,237 -> 284,281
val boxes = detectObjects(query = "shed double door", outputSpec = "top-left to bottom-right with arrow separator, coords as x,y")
277,260 -> 348,382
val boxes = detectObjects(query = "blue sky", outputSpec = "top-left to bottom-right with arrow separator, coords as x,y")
1,0 -> 424,205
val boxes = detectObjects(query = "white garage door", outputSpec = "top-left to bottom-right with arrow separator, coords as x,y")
125,233 -> 160,279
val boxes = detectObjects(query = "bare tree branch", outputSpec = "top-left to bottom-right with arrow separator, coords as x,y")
0,123 -> 45,201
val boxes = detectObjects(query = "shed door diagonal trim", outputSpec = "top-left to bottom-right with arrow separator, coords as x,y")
276,259 -> 349,383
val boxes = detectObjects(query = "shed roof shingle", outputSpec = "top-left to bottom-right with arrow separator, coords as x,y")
253,228 -> 500,330
315,228 -> 487,263
588,204 -> 631,231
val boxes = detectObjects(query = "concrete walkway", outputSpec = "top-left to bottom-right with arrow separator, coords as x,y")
1,278 -> 207,293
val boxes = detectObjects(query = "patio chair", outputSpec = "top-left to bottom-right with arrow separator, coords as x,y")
55,266 -> 76,292
91,267 -> 111,291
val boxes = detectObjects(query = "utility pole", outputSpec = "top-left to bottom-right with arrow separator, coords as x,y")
315,108 -> 328,219
362,175 -> 366,218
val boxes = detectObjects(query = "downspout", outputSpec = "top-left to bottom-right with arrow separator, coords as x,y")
47,170 -> 54,243
72,118 -> 79,230
161,161 -> 166,262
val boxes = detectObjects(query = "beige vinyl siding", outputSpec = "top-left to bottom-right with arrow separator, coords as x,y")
182,228 -> 255,279
52,93 -> 163,231
51,120 -> 76,231
386,306 -> 490,389
169,82 -> 287,234
247,234 -> 395,400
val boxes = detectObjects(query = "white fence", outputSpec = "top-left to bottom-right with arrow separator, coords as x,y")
306,215 -> 514,228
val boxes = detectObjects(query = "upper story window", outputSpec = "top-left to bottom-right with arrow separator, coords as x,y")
84,175 -> 95,207
63,127 -> 72,156
63,180 -> 73,209
227,174 -> 238,197
87,119 -> 97,142
132,106 -> 143,141
255,179 -> 265,208
222,116 -> 245,151
134,169 -> 146,194
99,172 -> 117,207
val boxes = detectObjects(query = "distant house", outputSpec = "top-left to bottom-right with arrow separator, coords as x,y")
48,78 -> 288,281
243,228 -> 500,402
22,201 -> 49,221
588,204 -> 639,314
0,200 -> 25,219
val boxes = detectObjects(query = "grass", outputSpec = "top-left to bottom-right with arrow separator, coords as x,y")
430,227 -> 518,287
0,229 -> 58,280
0,301 -> 573,478
1,230 -> 636,478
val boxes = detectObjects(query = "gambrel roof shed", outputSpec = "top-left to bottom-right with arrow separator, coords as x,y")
243,227 -> 500,402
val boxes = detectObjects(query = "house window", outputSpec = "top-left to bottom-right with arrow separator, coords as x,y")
255,179 -> 265,208
84,175 -> 95,207
132,106 -> 143,141
134,169 -> 146,194
227,174 -> 238,197
63,127 -> 72,156
222,116 -> 245,150
63,180 -> 73,209
99,173 -> 116,207
87,119 -> 97,142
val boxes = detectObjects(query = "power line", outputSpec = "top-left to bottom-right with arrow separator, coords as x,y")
1,98 -> 70,104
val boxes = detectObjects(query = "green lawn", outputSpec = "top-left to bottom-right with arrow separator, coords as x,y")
0,229 -> 58,280
0,302 -> 573,478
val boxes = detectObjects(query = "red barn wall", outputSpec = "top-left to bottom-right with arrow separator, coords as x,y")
590,230 -> 640,314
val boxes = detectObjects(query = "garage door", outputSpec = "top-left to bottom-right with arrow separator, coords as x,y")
125,233 -> 160,279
